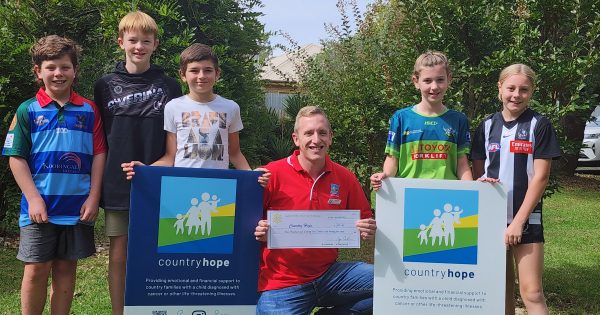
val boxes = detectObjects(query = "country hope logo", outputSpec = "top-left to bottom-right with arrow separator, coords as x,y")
158,177 -> 237,254
403,188 -> 479,265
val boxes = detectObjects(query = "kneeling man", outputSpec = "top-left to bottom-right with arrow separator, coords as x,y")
254,106 -> 377,314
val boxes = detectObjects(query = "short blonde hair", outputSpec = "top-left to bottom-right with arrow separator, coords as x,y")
497,64 -> 537,100
118,11 -> 158,38
294,106 -> 331,132
413,51 -> 451,80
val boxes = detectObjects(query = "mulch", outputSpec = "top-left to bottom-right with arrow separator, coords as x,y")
558,173 -> 600,190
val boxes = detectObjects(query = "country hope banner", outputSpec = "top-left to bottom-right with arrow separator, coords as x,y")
125,166 -> 263,315
374,178 -> 507,314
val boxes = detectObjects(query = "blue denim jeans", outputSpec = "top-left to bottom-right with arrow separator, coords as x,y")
256,261 -> 373,315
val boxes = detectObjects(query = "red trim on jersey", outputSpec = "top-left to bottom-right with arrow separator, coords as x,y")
259,150 -> 372,291
91,100 -> 107,155
36,88 -> 107,155
36,87 -> 85,107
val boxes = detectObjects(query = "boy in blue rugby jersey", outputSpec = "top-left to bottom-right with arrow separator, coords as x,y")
2,35 -> 106,315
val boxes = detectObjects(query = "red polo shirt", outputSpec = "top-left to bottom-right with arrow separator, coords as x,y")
258,150 -> 372,291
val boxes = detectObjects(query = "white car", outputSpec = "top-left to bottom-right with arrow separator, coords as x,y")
579,107 -> 600,166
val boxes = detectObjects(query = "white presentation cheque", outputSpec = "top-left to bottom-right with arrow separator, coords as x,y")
267,210 -> 360,249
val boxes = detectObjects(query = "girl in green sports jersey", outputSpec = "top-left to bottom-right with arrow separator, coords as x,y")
371,51 -> 473,190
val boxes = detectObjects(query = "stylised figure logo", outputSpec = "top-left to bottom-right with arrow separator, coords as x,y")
199,193 -> 220,236
404,188 -> 478,265
185,197 -> 202,235
173,214 -> 185,235
158,177 -> 237,254
418,203 -> 464,247
178,193 -> 220,236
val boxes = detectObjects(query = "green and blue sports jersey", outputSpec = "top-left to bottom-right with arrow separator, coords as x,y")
2,88 -> 106,227
385,105 -> 471,180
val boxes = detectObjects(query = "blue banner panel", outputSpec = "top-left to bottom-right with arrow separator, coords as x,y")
125,166 -> 262,314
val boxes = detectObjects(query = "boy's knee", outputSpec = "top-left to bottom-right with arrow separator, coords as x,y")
23,262 -> 52,281
109,236 -> 128,261
109,252 -> 127,264
52,260 -> 77,273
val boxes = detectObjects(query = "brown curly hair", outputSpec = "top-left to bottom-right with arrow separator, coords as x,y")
30,35 -> 81,84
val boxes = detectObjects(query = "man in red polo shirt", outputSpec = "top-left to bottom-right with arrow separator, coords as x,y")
254,106 -> 377,314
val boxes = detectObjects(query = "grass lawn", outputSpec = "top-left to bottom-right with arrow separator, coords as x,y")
542,175 -> 600,314
0,221 -> 112,315
0,174 -> 598,314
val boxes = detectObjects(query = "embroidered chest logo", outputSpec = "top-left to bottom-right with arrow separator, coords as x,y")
74,114 -> 87,129
443,126 -> 456,139
517,128 -> 529,140
328,183 -> 341,205
34,115 -> 49,126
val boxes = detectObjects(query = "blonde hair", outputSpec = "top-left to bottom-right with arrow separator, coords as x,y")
118,11 -> 158,38
497,64 -> 537,100
294,106 -> 331,132
412,51 -> 451,80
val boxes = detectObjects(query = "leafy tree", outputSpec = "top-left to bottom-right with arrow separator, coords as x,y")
300,0 -> 600,194
268,94 -> 309,160
0,0 -> 268,232
0,0 -> 112,232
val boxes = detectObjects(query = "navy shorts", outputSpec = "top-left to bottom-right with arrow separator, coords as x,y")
17,223 -> 96,263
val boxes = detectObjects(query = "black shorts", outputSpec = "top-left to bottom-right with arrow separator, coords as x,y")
17,223 -> 96,263
520,222 -> 544,244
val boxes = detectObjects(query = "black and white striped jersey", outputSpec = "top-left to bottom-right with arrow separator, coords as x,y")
471,109 -> 561,224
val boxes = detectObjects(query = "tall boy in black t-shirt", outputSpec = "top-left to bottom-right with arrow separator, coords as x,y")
93,11 -> 182,315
